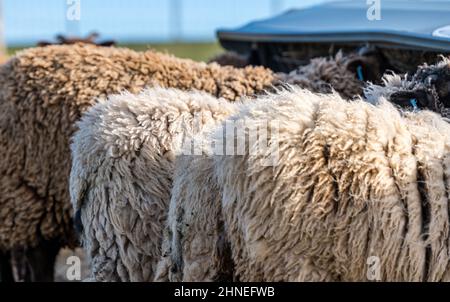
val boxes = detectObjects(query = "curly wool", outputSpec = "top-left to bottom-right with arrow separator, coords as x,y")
0,43 -> 277,253
210,87 -> 450,281
70,88 -> 239,281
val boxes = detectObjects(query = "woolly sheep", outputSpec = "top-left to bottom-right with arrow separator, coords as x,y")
158,54 -> 400,280
2,39 -> 373,281
160,59 -> 450,281
208,50 -> 371,100
70,88 -> 239,281
203,87 -> 450,281
76,80 -> 450,282
0,43 -> 280,281
156,88 -> 338,281
278,52 -> 366,100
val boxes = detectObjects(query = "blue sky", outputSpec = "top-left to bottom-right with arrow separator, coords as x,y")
4,0 -> 334,45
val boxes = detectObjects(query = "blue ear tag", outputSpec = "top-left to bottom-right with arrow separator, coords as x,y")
410,98 -> 418,111
356,65 -> 364,81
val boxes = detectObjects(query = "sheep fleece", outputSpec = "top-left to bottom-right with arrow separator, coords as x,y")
211,88 -> 450,281
70,88 -> 238,281
0,43 -> 276,251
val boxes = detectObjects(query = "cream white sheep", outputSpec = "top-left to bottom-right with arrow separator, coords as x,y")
76,84 -> 450,282
70,88 -> 238,281
208,87 -> 450,281
77,87 -> 450,282
73,53 -> 450,282
157,86 -> 450,282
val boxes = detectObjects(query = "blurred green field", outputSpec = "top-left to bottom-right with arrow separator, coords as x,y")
124,42 -> 224,62
7,42 -> 225,62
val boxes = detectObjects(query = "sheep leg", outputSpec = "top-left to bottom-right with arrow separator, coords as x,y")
26,239 -> 61,282
10,239 -> 61,282
0,251 -> 14,282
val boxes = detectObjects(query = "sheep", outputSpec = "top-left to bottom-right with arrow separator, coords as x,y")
209,46 -> 394,89
379,48 -> 444,75
365,57 -> 450,120
203,87 -> 450,281
280,52 -> 365,100
155,88 -> 336,282
0,43 -> 282,281
70,88 -> 239,281
75,71 -> 450,282
159,57 -> 450,281
158,85 -> 450,282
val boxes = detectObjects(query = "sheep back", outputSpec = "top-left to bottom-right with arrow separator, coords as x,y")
70,88 -> 237,281
214,87 -> 450,281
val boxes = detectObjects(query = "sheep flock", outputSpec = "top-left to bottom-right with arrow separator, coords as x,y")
1,42 -> 450,282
